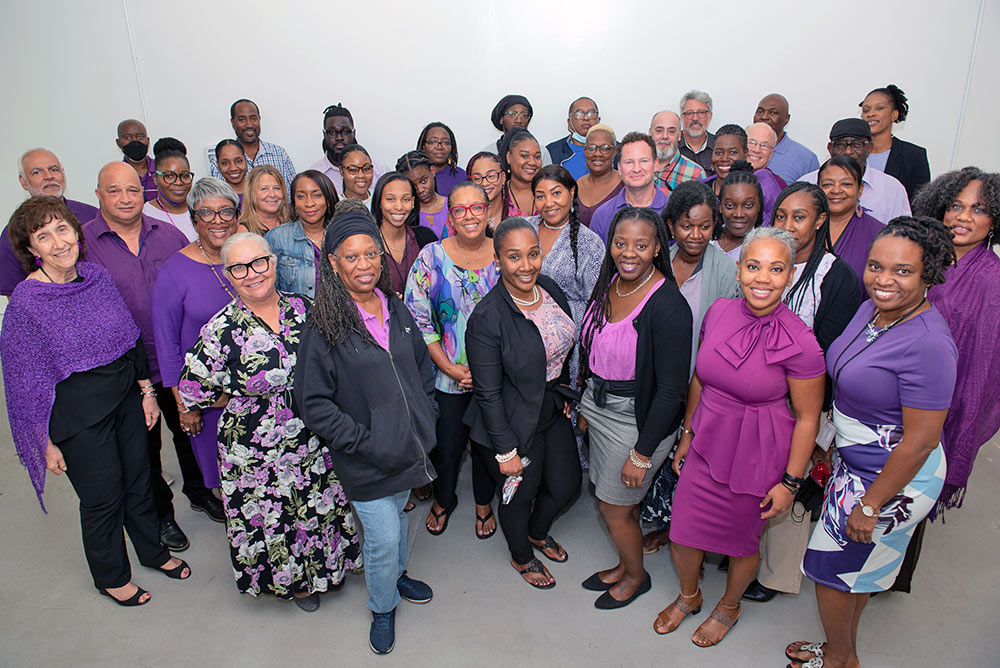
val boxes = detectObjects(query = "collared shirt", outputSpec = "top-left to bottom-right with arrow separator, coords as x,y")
655,153 -> 706,193
679,132 -> 715,174
589,187 -> 670,243
307,154 -> 390,197
801,166 -> 911,224
355,288 -> 391,351
81,212 -> 188,382
122,155 -> 158,201
209,139 -> 296,190
768,133 -> 819,184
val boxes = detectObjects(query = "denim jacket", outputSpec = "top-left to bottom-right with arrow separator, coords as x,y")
265,220 -> 317,298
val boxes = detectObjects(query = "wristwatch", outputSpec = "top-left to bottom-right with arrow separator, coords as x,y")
859,500 -> 878,517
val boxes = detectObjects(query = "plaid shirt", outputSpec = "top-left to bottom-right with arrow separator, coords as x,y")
209,139 -> 296,189
655,153 -> 705,193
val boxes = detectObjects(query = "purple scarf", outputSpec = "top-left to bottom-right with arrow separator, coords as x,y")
1,261 -> 141,510
927,243 -> 1000,518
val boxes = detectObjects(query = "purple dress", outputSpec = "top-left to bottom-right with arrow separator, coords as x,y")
578,181 -> 624,228
803,302 -> 956,592
669,298 -> 825,557
833,210 -> 884,296
152,253 -> 235,488
434,166 -> 467,197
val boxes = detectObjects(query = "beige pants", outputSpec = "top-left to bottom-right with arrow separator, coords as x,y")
757,501 -> 812,594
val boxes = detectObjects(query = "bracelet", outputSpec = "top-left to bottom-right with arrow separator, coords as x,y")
781,480 -> 801,493
782,472 -> 807,486
178,406 -> 192,414
495,449 -> 518,463
679,425 -> 694,437
628,448 -> 652,469
141,389 -> 157,397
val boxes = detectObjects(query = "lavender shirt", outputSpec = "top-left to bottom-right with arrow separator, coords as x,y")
801,167 -> 910,226
435,166 -> 468,197
589,187 -> 670,243
356,288 -> 390,351
586,278 -> 666,380
82,212 -> 188,382
420,205 -> 450,240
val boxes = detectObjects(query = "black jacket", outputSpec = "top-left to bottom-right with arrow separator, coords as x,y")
811,258 -> 860,353
464,275 -> 573,455
294,294 -> 438,501
884,136 -> 931,203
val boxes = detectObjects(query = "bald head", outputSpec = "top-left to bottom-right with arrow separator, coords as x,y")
649,110 -> 682,162
116,119 -> 150,164
96,162 -> 144,228
753,94 -> 791,138
19,149 -> 66,197
745,123 -> 778,170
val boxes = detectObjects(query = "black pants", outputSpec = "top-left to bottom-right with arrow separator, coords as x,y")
430,391 -> 495,509
59,388 -> 170,589
148,383 -> 212,521
478,391 -> 582,564
888,518 -> 927,593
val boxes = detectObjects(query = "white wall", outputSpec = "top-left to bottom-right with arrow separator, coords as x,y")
0,0 -> 995,218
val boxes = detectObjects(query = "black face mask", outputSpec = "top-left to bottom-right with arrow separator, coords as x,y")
122,140 -> 148,162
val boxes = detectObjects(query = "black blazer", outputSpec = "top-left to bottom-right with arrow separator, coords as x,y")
884,136 -> 931,203
812,258 -> 860,353
463,274 -> 573,455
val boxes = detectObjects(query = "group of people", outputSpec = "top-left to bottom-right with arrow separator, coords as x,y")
2,86 -> 998,666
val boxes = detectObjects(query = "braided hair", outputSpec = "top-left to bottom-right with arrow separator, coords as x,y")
912,167 -> 1000,246
531,165 -> 581,270
417,122 -> 459,173
860,84 -> 909,122
716,160 -> 764,239
308,229 -> 394,349
579,207 -> 675,382
776,183 -> 836,313
395,149 -> 434,174
873,216 -> 956,286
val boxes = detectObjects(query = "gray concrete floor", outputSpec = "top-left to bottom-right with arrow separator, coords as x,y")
1,408 -> 997,667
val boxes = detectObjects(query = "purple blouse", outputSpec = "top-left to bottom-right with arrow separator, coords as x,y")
586,277 -> 666,380
521,288 -> 576,381
833,210 -> 884,296
420,204 -> 451,240
356,288 -> 390,351
434,166 -> 468,197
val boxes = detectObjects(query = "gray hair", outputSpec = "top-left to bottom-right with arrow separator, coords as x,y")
679,90 -> 713,113
740,227 -> 796,264
220,231 -> 273,267
17,147 -> 50,179
187,176 -> 240,212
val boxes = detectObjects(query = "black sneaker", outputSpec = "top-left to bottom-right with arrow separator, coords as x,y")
396,570 -> 433,604
369,609 -> 396,654
190,495 -> 225,523
159,520 -> 190,551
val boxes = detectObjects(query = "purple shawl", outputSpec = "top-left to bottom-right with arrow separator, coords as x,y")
1,261 -> 141,510
927,243 -> 1000,518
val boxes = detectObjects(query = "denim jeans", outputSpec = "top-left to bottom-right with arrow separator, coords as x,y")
352,490 -> 410,613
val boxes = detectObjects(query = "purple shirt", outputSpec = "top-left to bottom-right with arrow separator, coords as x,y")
833,210 -> 884,296
122,155 -> 158,202
356,288 -> 390,351
589,187 -> 670,243
585,277 -> 666,380
756,168 -> 787,225
82,212 -> 188,382
434,166 -> 468,197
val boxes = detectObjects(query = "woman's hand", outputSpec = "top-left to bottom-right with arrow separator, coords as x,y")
845,503 -> 879,543
672,432 -> 692,475
498,453 -> 523,477
45,440 -> 67,475
621,453 -> 649,488
448,363 -> 473,390
179,406 -> 202,436
760,483 -> 795,519
562,401 -> 573,419
142,395 -> 160,430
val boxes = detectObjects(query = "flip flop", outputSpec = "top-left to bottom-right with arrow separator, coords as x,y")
425,498 -> 457,536
475,508 -> 496,540
530,535 -> 568,563
512,557 -> 556,590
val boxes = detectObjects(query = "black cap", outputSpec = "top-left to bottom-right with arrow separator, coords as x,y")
829,118 -> 871,140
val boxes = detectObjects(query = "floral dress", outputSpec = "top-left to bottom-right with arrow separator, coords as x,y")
179,293 -> 361,598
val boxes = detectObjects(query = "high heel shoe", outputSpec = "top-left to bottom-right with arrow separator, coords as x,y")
98,585 -> 150,607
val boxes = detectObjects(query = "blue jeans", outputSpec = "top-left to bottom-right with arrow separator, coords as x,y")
351,490 -> 410,613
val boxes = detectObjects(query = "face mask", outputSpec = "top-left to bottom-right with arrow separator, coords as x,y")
122,140 -> 148,162
570,131 -> 587,144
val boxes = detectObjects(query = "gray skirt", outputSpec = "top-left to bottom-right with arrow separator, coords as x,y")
580,379 -> 676,506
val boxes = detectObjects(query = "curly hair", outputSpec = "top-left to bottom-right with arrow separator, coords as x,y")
663,179 -> 719,228
873,216 -> 956,286
911,167 -> 1000,247
860,84 -> 909,122
8,196 -> 85,273
531,165 -> 581,270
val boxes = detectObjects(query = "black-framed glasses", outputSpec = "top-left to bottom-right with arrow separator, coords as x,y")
831,139 -> 870,152
343,163 -> 374,176
746,139 -> 774,151
226,255 -> 271,279
156,170 -> 194,184
424,138 -> 453,148
470,170 -> 501,184
571,110 -> 599,120
333,249 -> 383,265
584,143 -> 615,155
324,127 -> 354,138
194,207 -> 239,223
449,202 -> 487,218
504,110 -> 531,121
681,110 -> 710,118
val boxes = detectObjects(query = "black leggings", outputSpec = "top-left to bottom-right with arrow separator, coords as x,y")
430,391 -> 495,509
478,392 -> 582,564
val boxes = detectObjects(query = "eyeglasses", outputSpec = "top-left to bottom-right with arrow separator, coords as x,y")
746,139 -> 775,151
831,139 -> 870,152
681,110 -> 710,118
585,143 -> 615,155
324,127 -> 354,138
470,170 -> 502,185
449,202 -> 487,218
424,138 -> 452,148
571,110 -> 599,120
333,249 -> 384,265
194,207 -> 239,223
156,170 -> 194,184
226,255 -> 271,279
343,163 -> 374,176
504,110 -> 531,121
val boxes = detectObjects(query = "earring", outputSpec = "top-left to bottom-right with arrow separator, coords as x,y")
34,256 -> 42,267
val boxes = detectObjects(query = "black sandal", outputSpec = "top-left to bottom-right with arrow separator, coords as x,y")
404,498 -> 416,513
159,559 -> 191,580
530,535 -> 568,563
512,557 -> 556,589
413,484 -> 433,502
425,498 -> 457,536
98,586 -> 150,607
475,508 -> 496,540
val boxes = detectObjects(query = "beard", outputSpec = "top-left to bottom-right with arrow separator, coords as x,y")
656,144 -> 677,162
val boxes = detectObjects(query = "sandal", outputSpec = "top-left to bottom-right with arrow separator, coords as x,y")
642,529 -> 670,555
475,508 -> 496,540
511,557 -> 556,590
653,589 -> 702,635
691,601 -> 741,647
98,585 -> 150,607
413,484 -> 433,502
404,499 -> 416,513
425,498 -> 457,536
159,559 -> 191,580
530,535 -> 568,563
786,641 -> 826,662
788,659 -> 824,668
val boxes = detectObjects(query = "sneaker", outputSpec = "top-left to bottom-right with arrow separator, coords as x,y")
190,495 -> 226,523
369,609 -> 396,654
396,570 -> 432,604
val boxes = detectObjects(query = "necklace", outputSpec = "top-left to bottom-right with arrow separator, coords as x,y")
615,267 -> 656,298
864,298 -> 926,343
453,238 -> 488,268
381,229 -> 406,254
155,197 -> 182,229
197,240 -> 236,300
38,264 -> 77,283
541,218 -> 569,231
510,285 -> 540,307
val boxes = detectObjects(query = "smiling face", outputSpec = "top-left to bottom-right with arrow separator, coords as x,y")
943,180 -> 993,256
155,155 -> 193,203
447,185 -> 489,242
681,99 -> 712,139
584,129 -> 615,175
469,156 -> 505,202
650,111 -> 681,162
331,233 -> 382,300
405,164 -> 436,205
254,173 -> 284,216
496,227 -> 542,296
864,235 -> 925,316
745,123 -> 776,170
711,135 -> 746,179
379,179 -> 415,229
216,144 -> 247,186
819,164 -> 862,218
753,95 -> 789,137
28,215 -> 80,275
670,203 -> 714,261
231,101 -> 261,144
618,141 -> 655,190
340,150 -> 373,197
422,126 -> 453,167
773,191 -> 826,263
507,138 -> 542,185
293,176 -> 328,225
192,195 -> 239,255
738,237 -> 794,316
860,92 -> 898,138
226,238 -> 277,303
20,150 -> 66,197
721,182 -> 761,240
96,162 -> 144,227
534,178 -> 575,228
611,216 -> 661,282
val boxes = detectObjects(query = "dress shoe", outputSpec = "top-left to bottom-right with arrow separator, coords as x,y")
159,520 -> 189,551
293,593 -> 321,612
741,579 -> 779,602
594,573 -> 652,609
369,609 -> 396,654
396,570 -> 432,604
190,495 -> 226,523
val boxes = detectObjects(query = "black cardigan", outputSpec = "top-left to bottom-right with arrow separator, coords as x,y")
293,294 -> 438,502
811,258 -> 860,352
463,275 -> 573,455
884,136 -> 931,203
